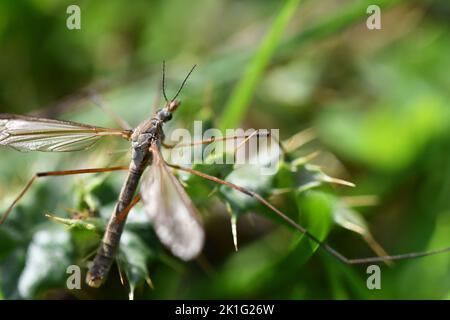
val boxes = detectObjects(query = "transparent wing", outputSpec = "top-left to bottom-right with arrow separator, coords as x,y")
0,114 -> 131,152
141,145 -> 204,261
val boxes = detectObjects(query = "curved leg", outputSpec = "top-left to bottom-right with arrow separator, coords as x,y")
0,166 -> 128,225
115,194 -> 142,223
167,163 -> 450,265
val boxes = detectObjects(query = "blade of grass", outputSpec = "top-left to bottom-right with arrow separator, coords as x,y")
218,0 -> 302,130
199,0 -> 405,89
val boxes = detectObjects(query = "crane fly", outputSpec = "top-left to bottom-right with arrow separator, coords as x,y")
1,64 -> 450,289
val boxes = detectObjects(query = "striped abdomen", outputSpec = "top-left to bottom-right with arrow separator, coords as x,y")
86,151 -> 150,288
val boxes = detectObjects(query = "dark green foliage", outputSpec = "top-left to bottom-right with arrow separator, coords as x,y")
0,0 -> 449,299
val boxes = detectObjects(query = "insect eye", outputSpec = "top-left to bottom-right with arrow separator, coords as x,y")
158,110 -> 172,121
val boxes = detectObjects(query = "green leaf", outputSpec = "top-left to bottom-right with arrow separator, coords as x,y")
73,175 -> 109,213
17,224 -> 74,299
46,214 -> 104,233
333,201 -> 389,258
333,202 -> 369,235
274,160 -> 296,189
289,189 -> 334,262
220,164 -> 275,215
183,153 -> 235,203
219,0 -> 302,129
219,142 -> 282,215
117,230 -> 155,300
209,189 -> 334,298
0,228 -> 20,261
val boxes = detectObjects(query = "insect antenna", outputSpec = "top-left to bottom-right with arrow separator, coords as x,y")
161,62 -> 196,108
170,64 -> 197,103
162,60 -> 170,104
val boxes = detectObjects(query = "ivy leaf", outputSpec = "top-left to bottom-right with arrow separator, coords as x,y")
17,224 -> 74,299
73,176 -> 109,213
117,230 -> 155,300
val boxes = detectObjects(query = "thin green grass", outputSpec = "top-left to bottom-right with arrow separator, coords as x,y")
218,0 -> 301,130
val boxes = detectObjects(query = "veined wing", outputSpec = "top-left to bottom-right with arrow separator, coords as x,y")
0,114 -> 131,152
141,145 -> 204,261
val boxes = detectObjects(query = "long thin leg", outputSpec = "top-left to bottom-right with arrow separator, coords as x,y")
167,163 -> 450,265
0,166 -> 128,225
116,194 -> 142,223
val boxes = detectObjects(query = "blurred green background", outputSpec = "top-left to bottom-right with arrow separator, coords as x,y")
0,0 -> 449,299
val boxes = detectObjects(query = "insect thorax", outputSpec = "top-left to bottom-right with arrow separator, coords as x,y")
131,117 -> 164,148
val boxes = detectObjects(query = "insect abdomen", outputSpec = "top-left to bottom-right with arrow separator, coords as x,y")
86,153 -> 150,288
